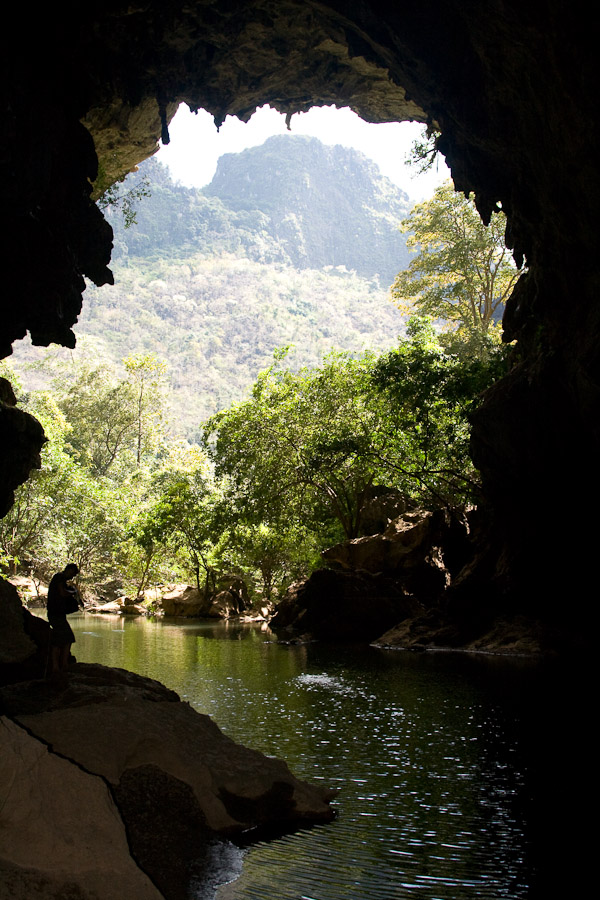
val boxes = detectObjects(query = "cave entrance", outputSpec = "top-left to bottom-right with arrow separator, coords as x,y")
5,0 -> 592,616
7,101 -> 455,440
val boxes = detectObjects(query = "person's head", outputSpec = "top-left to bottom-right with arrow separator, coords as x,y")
64,563 -> 79,579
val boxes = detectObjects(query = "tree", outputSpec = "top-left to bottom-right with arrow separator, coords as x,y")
371,316 -> 509,506
404,125 -> 442,175
58,367 -> 140,476
0,390 -> 75,574
58,354 -> 167,476
123,353 -> 168,467
228,522 -> 322,603
391,181 -> 520,347
96,165 -> 151,228
203,349 -> 394,541
130,446 -> 227,596
0,355 -> 170,589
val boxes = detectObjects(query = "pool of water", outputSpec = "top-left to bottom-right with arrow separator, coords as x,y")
67,613 -> 589,899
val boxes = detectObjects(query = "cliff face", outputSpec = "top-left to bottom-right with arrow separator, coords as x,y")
1,2 -> 598,619
204,134 -> 412,282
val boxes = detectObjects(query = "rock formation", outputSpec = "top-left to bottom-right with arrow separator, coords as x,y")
87,580 -> 249,618
154,580 -> 247,618
270,509 -> 472,643
1,664 -> 335,900
0,380 -> 46,517
271,508 -> 569,653
1,716 -> 164,900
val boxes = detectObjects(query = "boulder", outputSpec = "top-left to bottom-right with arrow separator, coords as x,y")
154,580 -> 249,618
0,588 -> 52,686
0,716 -> 163,900
0,579 -> 36,665
358,487 -> 409,536
214,575 -> 249,613
374,611 -> 566,655
271,509 -> 475,642
159,584 -> 207,617
0,664 -> 335,899
93,577 -> 126,604
270,568 -> 422,642
323,508 -> 473,599
87,597 -> 145,616
206,590 -> 243,618
8,575 -> 47,608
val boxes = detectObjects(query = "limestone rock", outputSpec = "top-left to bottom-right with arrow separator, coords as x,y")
8,575 -> 47,608
0,401 -> 46,517
159,584 -> 207,617
323,508 -> 473,601
206,589 -> 244,618
0,663 -> 335,898
358,487 -> 408,536
374,612 -> 566,656
0,716 -> 163,900
88,597 -> 145,616
271,509 -> 475,642
1,664 -> 335,837
270,568 -> 421,642
0,579 -> 36,664
151,580 -> 248,618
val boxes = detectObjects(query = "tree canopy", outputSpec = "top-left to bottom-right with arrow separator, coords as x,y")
203,348 -> 392,540
391,181 -> 520,348
203,327 -> 508,548
1,315 -> 509,602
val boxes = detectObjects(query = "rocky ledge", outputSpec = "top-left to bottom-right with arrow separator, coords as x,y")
0,663 -> 336,900
270,508 -> 577,656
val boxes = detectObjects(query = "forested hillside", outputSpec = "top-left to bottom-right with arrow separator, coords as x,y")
10,137 -> 412,436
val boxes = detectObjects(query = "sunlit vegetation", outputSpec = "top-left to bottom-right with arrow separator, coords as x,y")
3,136 -> 517,604
391,180 -> 520,354
1,318 -> 509,602
10,150 -> 409,438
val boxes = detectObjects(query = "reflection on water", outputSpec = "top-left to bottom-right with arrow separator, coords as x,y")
67,614 -> 588,899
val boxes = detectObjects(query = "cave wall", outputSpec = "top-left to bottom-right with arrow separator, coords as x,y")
2,1 -> 597,614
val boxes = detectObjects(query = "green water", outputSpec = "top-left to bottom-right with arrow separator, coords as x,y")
67,613 -> 586,899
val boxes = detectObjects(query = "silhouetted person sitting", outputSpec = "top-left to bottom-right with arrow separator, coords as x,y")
47,563 -> 82,674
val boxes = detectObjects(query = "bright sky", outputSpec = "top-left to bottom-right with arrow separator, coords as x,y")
156,104 -> 450,203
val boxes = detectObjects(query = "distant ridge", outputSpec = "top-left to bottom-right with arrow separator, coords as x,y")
203,134 -> 411,284
109,135 -> 412,286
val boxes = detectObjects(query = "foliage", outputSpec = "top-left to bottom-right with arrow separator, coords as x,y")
391,181 -> 520,350
203,349 -> 393,541
2,315 -> 508,600
405,125 -> 443,175
122,354 -> 169,466
2,149 -> 515,601
0,391 -> 75,575
97,169 -> 151,229
135,458 -> 225,596
11,149 -> 409,438
0,357 -> 169,589
371,316 -> 509,506
227,522 -> 322,603
57,354 -> 167,475
203,326 -> 506,554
